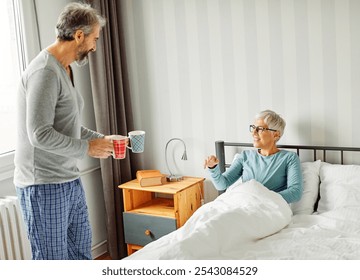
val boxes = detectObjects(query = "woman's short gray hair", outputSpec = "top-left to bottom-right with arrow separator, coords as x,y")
56,2 -> 106,41
255,110 -> 286,139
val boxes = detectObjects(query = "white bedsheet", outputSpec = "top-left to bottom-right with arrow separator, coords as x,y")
230,206 -> 360,259
125,179 -> 293,260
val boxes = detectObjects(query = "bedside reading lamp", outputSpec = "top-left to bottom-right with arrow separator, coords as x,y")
165,138 -> 187,182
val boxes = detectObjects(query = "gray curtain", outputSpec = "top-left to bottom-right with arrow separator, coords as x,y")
87,0 -> 143,259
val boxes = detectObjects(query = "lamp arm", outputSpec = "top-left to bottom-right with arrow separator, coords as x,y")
165,138 -> 187,176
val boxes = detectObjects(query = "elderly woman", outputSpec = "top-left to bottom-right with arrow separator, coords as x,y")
204,110 -> 303,204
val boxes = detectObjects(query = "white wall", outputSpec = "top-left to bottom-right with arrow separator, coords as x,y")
120,0 -> 360,201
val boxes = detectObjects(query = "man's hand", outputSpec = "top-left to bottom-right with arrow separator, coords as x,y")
204,155 -> 219,169
88,138 -> 114,158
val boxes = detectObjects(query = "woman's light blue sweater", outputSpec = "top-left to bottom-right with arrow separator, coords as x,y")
208,149 -> 303,203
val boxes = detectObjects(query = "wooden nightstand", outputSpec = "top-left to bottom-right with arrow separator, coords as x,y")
118,176 -> 205,255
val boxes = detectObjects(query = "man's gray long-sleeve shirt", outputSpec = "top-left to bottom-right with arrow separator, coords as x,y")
14,49 -> 103,187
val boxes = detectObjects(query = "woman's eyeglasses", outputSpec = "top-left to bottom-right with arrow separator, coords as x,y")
249,125 -> 277,134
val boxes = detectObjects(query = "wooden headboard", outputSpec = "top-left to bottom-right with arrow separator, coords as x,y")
215,141 -> 360,173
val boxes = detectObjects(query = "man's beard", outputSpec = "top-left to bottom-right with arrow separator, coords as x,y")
75,49 -> 89,67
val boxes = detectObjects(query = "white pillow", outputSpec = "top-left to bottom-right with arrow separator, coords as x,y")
291,160 -> 321,215
317,163 -> 360,213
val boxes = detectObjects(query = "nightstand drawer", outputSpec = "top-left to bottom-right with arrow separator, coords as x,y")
123,213 -> 177,246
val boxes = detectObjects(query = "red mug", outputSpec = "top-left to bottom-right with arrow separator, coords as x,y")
111,135 -> 128,159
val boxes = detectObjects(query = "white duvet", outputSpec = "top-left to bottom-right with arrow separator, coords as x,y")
125,179 -> 293,260
125,178 -> 360,260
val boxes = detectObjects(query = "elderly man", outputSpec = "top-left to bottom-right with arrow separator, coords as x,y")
14,2 -> 114,260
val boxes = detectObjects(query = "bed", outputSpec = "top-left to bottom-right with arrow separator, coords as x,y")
124,141 -> 360,260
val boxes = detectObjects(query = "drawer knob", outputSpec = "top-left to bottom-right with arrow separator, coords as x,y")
144,229 -> 151,236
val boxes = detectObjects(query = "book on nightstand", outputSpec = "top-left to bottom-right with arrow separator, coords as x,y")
136,170 -> 166,187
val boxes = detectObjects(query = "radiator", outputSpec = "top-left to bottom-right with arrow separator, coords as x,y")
0,196 -> 31,260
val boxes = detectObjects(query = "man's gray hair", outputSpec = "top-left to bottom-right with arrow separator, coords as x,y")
55,2 -> 106,41
255,110 -> 286,139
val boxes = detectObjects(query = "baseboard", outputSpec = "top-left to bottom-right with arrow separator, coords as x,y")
92,240 -> 108,259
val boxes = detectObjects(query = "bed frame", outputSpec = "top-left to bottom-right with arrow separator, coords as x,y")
215,140 -> 360,173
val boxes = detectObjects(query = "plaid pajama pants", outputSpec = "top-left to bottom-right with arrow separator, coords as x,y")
16,178 -> 92,260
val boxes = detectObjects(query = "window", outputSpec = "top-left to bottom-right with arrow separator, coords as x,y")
0,0 -> 23,155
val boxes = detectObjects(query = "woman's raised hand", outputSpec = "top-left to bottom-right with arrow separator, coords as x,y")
204,155 -> 219,169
